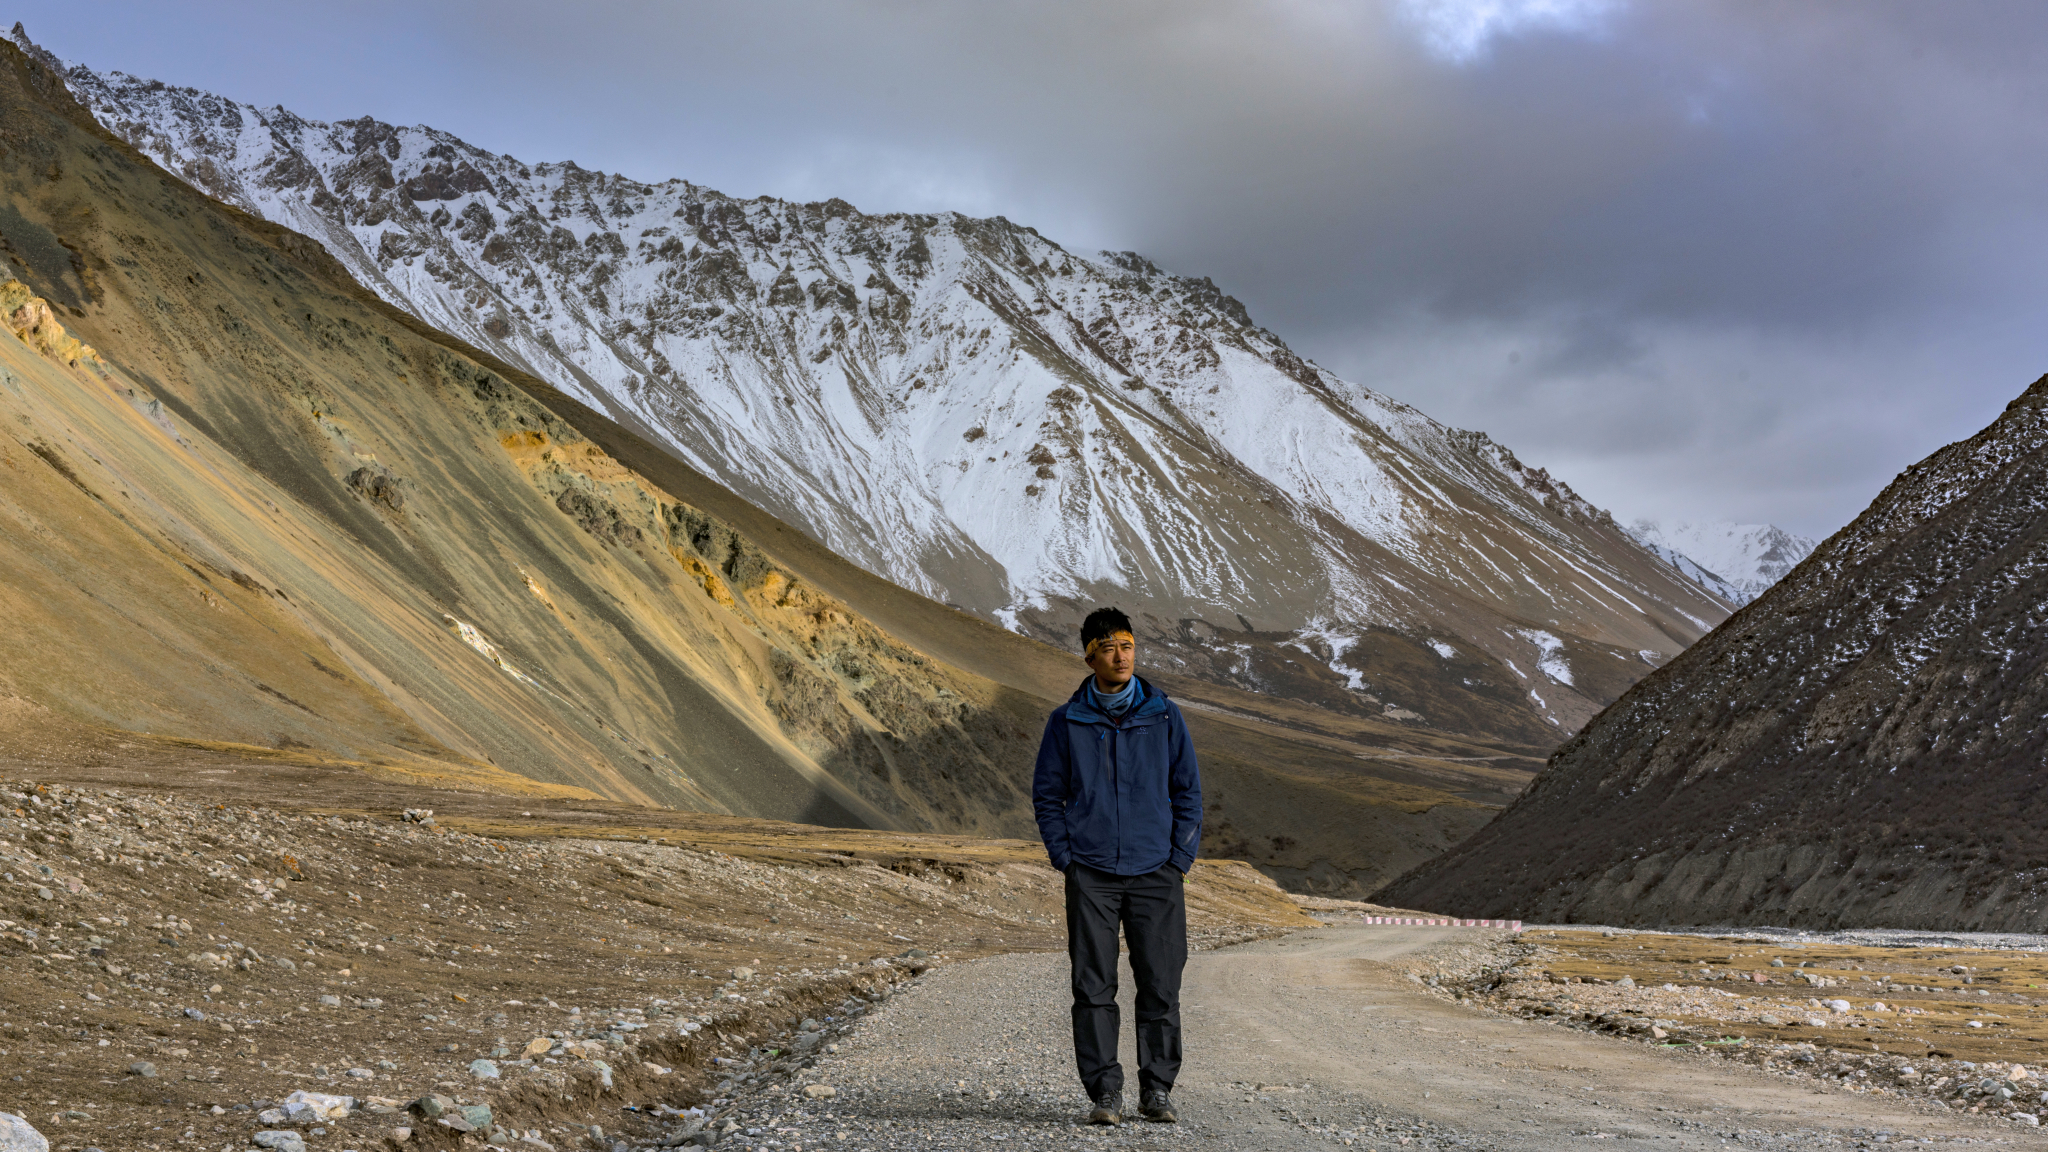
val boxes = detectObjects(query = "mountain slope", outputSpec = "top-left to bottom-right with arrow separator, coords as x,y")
0,37 -> 1053,837
47,35 -> 1736,739
1627,520 -> 1817,605
1378,375 -> 2048,931
0,35 -> 1525,897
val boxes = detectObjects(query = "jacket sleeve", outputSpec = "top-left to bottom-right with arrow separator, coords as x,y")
1166,702 -> 1203,874
1031,711 -> 1074,873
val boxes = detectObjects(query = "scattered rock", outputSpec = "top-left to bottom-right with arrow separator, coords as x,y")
126,1061 -> 157,1078
1614,976 -> 1635,989
468,1058 -> 500,1079
411,1095 -> 454,1119
0,1113 -> 48,1152
317,995 -> 341,1007
251,1133 -> 305,1152
801,1084 -> 836,1100
1825,999 -> 1851,1014
522,1037 -> 552,1060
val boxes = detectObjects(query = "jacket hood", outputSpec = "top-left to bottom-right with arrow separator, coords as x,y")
1064,675 -> 1171,727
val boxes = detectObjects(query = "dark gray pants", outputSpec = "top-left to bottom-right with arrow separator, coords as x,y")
1065,862 -> 1187,1101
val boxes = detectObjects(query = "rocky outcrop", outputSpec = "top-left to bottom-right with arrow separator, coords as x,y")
1378,375 -> 2048,931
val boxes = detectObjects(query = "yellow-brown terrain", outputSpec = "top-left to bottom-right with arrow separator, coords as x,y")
0,38 -> 1527,896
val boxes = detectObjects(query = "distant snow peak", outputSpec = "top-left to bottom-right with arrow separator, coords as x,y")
1627,520 -> 1818,606
1396,0 -> 1624,63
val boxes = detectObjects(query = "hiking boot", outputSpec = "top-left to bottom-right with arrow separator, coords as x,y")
1139,1089 -> 1177,1123
1086,1093 -> 1123,1125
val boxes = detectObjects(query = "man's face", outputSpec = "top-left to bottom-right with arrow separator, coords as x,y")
1086,632 -> 1136,690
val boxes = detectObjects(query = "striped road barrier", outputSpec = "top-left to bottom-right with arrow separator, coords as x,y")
1358,916 -> 1522,931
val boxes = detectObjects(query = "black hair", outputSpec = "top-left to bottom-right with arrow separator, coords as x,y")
1081,607 -> 1134,651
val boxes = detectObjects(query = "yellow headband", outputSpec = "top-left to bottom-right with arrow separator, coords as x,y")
1085,631 -> 1135,658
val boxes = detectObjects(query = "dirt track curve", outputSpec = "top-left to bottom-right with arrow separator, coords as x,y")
712,926 -> 2042,1150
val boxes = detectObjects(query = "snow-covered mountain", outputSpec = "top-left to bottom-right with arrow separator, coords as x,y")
45,31 -> 1735,732
1625,520 -> 1818,606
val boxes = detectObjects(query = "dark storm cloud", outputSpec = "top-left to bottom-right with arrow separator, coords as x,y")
31,1 -> 2048,536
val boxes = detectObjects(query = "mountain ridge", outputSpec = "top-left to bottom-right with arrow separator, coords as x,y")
45,33 -> 1737,740
1377,373 -> 2048,930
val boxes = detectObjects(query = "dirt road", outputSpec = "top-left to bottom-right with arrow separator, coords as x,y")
717,926 -> 2044,1149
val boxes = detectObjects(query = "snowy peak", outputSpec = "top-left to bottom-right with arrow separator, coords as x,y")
1626,520 -> 1818,605
52,36 -> 1735,737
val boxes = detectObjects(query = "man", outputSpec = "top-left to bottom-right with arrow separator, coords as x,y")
1032,607 -> 1203,1126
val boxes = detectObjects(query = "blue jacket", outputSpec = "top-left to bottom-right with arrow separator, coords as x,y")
1032,675 -> 1203,876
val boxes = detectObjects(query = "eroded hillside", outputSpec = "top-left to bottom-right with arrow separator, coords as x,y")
0,38 -> 1536,897
47,30 -> 1736,741
0,40 -> 1037,836
1379,374 -> 2048,931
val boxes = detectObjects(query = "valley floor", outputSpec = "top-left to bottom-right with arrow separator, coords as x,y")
0,736 -> 2037,1151
731,927 -> 2040,1150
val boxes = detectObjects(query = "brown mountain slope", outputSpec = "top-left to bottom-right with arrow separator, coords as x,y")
1377,375 -> 2048,931
0,42 -> 1034,835
0,40 -> 1514,894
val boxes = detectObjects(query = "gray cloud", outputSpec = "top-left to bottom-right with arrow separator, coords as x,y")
33,0 -> 2048,537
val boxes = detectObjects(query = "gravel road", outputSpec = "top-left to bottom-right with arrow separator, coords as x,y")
713,927 -> 2048,1150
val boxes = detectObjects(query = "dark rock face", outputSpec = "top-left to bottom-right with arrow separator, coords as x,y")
1378,376 -> 2048,932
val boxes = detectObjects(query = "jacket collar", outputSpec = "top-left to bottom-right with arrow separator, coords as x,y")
1065,674 -> 1170,726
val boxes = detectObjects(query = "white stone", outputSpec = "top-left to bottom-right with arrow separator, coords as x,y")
0,1113 -> 48,1152
1825,999 -> 1851,1013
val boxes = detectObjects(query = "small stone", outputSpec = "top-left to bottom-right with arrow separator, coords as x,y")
345,1068 -> 374,1080
1650,1026 -> 1668,1040
731,967 -> 753,980
390,1129 -> 411,1143
459,1104 -> 492,1130
1615,976 -> 1635,989
2015,1114 -> 2041,1127
1770,958 -> 1785,967
800,1018 -> 822,1033
412,1095 -> 454,1119
317,995 -> 341,1007
1826,999 -> 1851,1014
251,1133 -> 306,1152
127,1061 -> 158,1078
522,1037 -> 552,1060
802,1084 -> 837,1100
1760,1014 -> 1784,1027
0,1113 -> 48,1152
184,1007 -> 206,1021
33,887 -> 51,901
468,1058 -> 499,1079
376,1060 -> 397,1071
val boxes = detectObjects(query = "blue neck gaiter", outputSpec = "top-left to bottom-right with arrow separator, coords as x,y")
1088,676 -> 1141,720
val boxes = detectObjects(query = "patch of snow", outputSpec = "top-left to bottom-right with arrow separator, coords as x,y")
1427,639 -> 1457,659
1518,629 -> 1573,686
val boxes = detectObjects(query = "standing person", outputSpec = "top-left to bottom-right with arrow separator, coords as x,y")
1032,607 -> 1203,1126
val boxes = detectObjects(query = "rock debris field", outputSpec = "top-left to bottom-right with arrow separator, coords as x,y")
1,769 -> 2044,1151
0,773 -> 1299,1152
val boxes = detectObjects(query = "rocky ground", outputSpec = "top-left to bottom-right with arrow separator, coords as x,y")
0,765 -> 1309,1152
1410,925 -> 2048,1129
703,925 -> 2043,1151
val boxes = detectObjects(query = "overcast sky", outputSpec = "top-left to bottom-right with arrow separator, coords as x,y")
30,1 -> 2048,539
